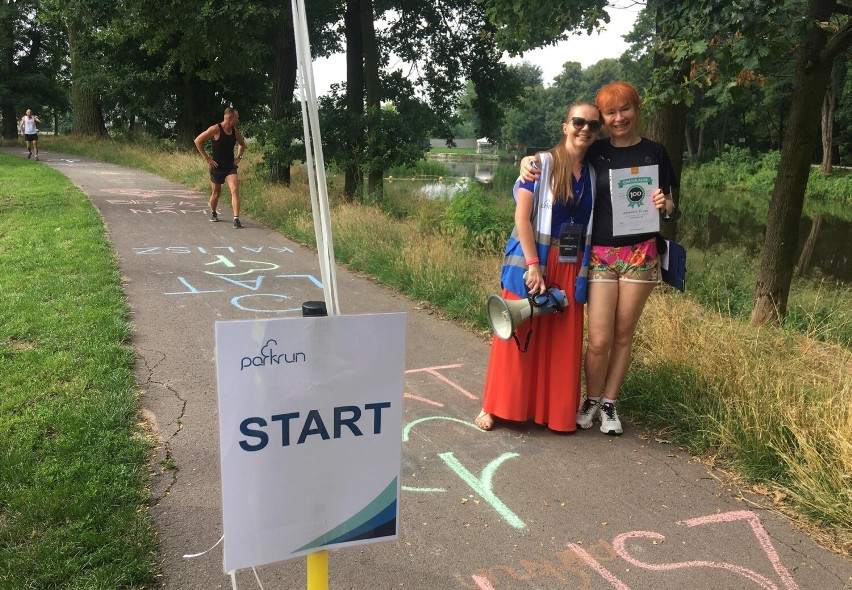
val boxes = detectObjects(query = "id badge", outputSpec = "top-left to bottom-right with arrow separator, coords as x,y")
558,224 -> 585,263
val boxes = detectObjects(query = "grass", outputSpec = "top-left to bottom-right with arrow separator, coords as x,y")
625,292 -> 851,553
9,135 -> 852,554
0,153 -> 157,588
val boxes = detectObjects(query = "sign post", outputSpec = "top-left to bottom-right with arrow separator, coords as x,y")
303,300 -> 329,590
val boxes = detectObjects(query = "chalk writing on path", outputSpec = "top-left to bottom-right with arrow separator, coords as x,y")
133,246 -> 294,255
102,188 -> 207,214
103,188 -> 203,199
134,245 -> 320,313
399,367 -> 803,590
402,364 -> 527,529
462,511 -> 800,589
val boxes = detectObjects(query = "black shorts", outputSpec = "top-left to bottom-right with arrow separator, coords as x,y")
24,133 -> 38,142
210,165 -> 238,185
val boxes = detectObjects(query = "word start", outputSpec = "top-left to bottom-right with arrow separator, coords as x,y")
239,402 -> 392,451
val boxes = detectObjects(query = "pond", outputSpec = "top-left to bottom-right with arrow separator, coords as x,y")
409,159 -> 852,282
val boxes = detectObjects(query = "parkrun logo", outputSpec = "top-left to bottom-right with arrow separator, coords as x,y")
241,339 -> 306,371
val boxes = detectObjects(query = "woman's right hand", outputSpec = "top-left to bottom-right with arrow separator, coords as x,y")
524,264 -> 546,295
520,155 -> 541,182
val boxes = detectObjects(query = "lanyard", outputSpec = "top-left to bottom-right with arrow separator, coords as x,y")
568,164 -> 588,225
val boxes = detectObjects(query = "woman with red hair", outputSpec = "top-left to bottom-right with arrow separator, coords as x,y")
520,81 -> 680,435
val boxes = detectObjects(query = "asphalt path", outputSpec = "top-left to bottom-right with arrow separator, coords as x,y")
7,147 -> 851,590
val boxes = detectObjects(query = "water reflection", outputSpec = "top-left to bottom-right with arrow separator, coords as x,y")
418,178 -> 468,200
437,161 -> 496,183
681,197 -> 851,281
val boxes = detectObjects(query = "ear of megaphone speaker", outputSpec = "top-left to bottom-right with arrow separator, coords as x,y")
486,288 -> 567,341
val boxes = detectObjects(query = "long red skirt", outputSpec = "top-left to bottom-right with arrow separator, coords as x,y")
481,251 -> 583,432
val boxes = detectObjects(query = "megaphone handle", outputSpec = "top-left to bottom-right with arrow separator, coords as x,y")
514,315 -> 534,353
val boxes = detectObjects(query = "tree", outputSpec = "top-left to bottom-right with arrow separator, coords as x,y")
0,0 -> 59,139
261,0 -> 338,184
132,0 -> 271,149
628,0 -> 852,323
751,0 -> 852,324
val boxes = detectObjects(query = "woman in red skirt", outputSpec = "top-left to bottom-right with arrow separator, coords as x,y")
475,102 -> 600,433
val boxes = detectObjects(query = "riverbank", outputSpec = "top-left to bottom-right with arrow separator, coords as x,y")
10,135 -> 852,554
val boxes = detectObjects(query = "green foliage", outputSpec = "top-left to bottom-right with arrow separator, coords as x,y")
442,181 -> 513,251
481,0 -> 609,55
386,160 -> 452,178
684,244 -> 759,318
246,106 -> 305,178
319,72 -> 438,194
684,149 -> 852,204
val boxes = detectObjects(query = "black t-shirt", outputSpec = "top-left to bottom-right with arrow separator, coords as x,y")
587,138 -> 679,247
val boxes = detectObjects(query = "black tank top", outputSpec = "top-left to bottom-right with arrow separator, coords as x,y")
212,123 -> 236,168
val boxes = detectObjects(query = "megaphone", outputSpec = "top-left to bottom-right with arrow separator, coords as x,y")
486,288 -> 568,341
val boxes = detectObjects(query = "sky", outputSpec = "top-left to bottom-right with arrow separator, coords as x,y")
308,3 -> 643,97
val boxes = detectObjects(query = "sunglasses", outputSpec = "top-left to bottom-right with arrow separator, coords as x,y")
570,117 -> 602,132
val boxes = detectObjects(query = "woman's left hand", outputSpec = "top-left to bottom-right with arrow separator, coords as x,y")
652,188 -> 673,214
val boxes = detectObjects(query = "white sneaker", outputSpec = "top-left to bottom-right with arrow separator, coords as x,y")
576,398 -> 600,429
599,402 -> 623,435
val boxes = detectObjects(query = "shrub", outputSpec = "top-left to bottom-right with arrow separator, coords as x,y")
442,182 -> 513,251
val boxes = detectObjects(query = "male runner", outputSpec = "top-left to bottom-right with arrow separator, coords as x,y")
194,107 -> 246,228
19,109 -> 42,161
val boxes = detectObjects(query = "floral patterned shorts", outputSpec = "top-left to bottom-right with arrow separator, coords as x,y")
589,237 -> 660,283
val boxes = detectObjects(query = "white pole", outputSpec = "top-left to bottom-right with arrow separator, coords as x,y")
292,0 -> 340,316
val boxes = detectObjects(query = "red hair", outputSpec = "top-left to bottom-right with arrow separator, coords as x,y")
595,81 -> 642,113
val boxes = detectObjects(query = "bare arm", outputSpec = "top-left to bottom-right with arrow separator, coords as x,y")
235,129 -> 246,161
194,126 -> 217,168
515,187 -> 546,295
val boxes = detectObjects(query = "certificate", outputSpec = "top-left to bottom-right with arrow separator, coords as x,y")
610,165 -> 660,236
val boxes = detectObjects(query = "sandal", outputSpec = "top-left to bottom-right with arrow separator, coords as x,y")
474,410 -> 494,431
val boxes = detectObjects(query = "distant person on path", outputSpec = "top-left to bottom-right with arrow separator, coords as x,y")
519,81 -> 679,435
19,109 -> 42,161
194,107 -> 246,229
475,102 -> 601,433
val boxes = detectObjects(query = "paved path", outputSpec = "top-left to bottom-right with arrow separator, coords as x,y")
8,148 -> 851,590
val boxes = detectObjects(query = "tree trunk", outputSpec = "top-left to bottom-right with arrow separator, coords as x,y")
716,112 -> 728,154
344,0 -> 364,201
795,215 -> 822,277
175,69 -> 197,151
697,123 -> 704,157
1,103 -> 16,140
684,123 -> 693,164
0,8 -> 16,140
751,0 -> 838,324
270,7 -> 297,184
820,62 -> 835,175
646,5 -> 687,242
361,0 -> 382,195
68,20 -> 105,136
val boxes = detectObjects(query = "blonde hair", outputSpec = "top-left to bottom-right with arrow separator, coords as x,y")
547,102 -> 599,205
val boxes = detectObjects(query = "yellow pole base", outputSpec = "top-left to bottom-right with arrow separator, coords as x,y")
306,550 -> 329,590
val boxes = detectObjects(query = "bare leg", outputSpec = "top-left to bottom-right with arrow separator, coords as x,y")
584,281 -> 619,399
209,182 -> 222,214
226,173 -> 240,217
599,281 -> 655,400
33,140 -> 39,159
